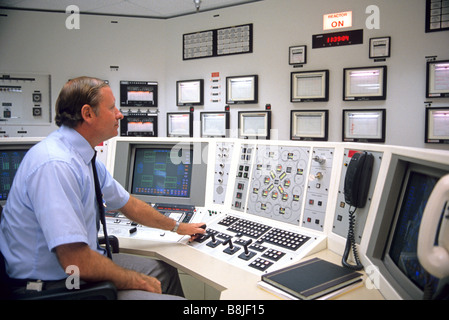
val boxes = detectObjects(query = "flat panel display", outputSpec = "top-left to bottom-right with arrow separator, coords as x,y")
120,81 -> 158,107
200,112 -> 229,137
426,60 -> 449,98
226,75 -> 258,104
290,70 -> 329,102
290,110 -> 328,141
120,114 -> 158,137
166,112 -> 193,137
238,110 -> 271,139
342,109 -> 386,142
425,107 -> 449,143
343,66 -> 387,101
176,79 -> 204,106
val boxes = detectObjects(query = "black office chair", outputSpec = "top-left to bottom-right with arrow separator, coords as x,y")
0,205 -> 118,300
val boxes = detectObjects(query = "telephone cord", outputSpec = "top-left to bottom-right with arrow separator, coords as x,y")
342,206 -> 364,271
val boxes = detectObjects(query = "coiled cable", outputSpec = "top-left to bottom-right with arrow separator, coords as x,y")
342,206 -> 364,270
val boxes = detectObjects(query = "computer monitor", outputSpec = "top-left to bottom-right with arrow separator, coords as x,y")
426,60 -> 449,98
238,110 -> 271,139
176,79 -> 204,106
120,80 -> 158,107
200,112 -> 229,138
0,140 -> 39,204
425,107 -> 449,143
366,157 -> 449,299
111,140 -> 208,207
166,112 -> 193,137
290,110 -> 328,141
342,109 -> 386,143
226,75 -> 258,104
343,66 -> 387,101
120,113 -> 158,137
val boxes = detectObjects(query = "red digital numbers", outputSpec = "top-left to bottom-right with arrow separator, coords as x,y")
326,35 -> 350,43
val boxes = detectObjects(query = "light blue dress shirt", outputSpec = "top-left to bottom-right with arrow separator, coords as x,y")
0,125 -> 129,280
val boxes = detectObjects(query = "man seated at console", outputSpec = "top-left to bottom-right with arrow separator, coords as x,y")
0,76 -> 206,299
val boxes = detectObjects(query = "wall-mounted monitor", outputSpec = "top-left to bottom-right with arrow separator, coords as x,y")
120,113 -> 158,137
238,110 -> 271,140
425,107 -> 449,143
120,80 -> 158,107
176,79 -> 204,106
290,70 -> 329,102
290,110 -> 328,141
226,75 -> 258,104
342,109 -> 386,142
200,112 -> 229,138
166,112 -> 193,137
426,60 -> 449,98
343,66 -> 387,101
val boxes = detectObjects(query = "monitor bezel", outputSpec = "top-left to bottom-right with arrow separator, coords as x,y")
343,66 -> 387,101
290,110 -> 328,141
166,112 -> 193,138
290,70 -> 329,102
426,60 -> 449,98
342,109 -> 386,143
366,159 -> 449,300
226,75 -> 258,104
176,79 -> 204,106
425,106 -> 449,143
200,111 -> 230,138
238,110 -> 271,140
113,140 -> 208,207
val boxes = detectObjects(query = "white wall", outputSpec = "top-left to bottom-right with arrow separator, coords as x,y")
1,0 -> 448,149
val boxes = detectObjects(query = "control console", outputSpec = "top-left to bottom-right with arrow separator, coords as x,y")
103,203 -> 198,242
190,213 -> 326,274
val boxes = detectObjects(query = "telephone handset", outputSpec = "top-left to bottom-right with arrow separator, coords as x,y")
418,174 -> 449,280
344,151 -> 374,208
342,151 -> 374,270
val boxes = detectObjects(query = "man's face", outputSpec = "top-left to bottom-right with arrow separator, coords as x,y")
93,86 -> 123,141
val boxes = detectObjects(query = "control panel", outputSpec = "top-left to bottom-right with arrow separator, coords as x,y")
231,144 -> 255,212
302,148 -> 334,231
190,213 -> 326,275
247,144 -> 310,225
213,141 -> 234,205
332,149 -> 383,243
0,73 -> 52,137
103,203 -> 199,242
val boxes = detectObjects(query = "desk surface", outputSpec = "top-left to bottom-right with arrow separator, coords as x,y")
118,237 -> 384,300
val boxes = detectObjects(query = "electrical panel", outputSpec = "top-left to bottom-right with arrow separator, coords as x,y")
231,143 -> 255,212
0,73 -> 52,137
302,147 -> 334,231
213,141 -> 234,205
246,144 -> 310,225
332,149 -> 383,243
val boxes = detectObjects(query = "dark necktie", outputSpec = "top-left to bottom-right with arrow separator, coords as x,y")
91,151 -> 112,259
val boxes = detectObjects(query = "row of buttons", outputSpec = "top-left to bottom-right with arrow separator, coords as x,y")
227,219 -> 271,239
260,228 -> 310,251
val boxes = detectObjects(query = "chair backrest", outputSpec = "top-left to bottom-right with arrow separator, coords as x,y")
0,204 -> 12,298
